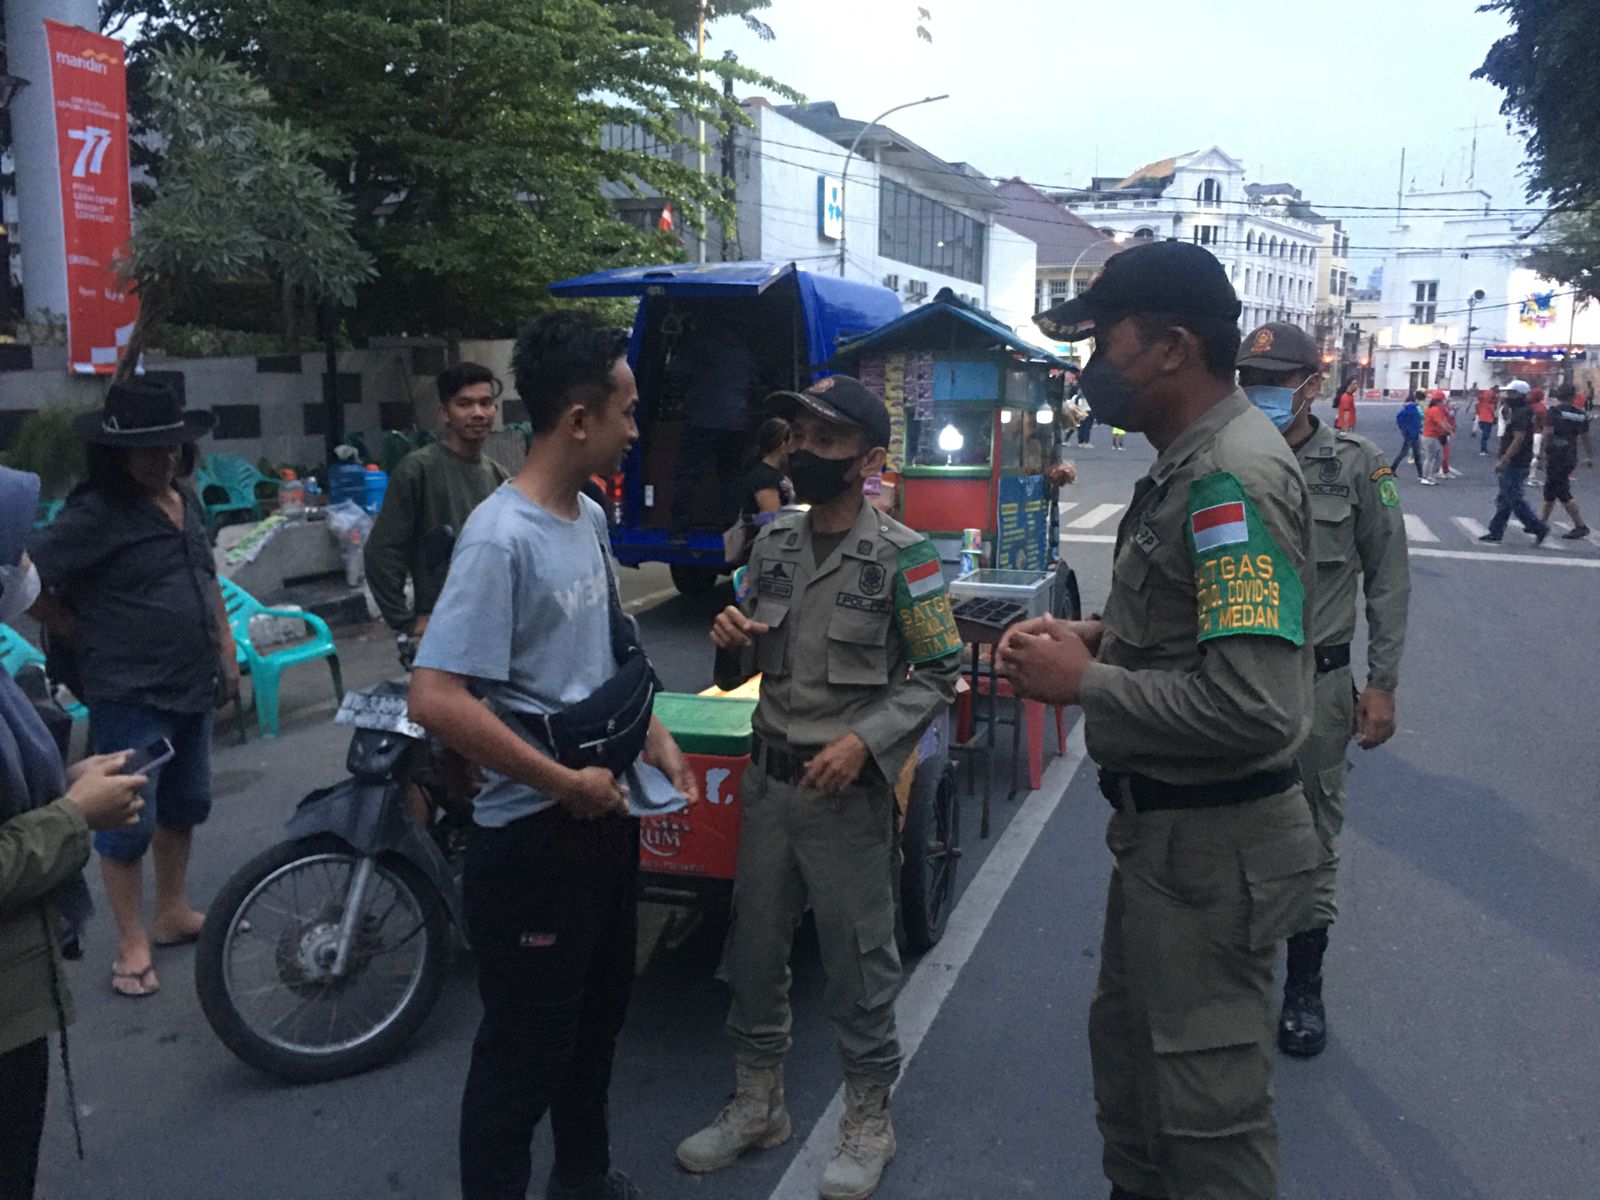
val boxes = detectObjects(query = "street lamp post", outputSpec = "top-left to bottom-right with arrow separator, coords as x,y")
837,94 -> 949,279
1463,288 -> 1484,394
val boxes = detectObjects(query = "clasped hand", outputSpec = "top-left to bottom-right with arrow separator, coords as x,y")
997,616 -> 1103,706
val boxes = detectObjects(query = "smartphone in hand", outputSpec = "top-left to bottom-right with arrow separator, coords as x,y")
122,737 -> 175,775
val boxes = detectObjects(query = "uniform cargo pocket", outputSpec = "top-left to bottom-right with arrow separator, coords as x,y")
1102,546 -> 1153,647
753,598 -> 790,677
1149,1001 -> 1272,1139
827,611 -> 889,687
1239,832 -> 1321,950
854,909 -> 902,1012
1311,499 -> 1354,562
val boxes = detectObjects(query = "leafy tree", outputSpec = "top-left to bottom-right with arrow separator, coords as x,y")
1474,1 -> 1600,212
115,47 -> 373,378
1522,211 -> 1600,305
631,0 -> 774,41
116,0 -> 792,346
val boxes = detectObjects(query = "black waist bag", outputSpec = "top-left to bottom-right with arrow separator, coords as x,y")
532,528 -> 660,778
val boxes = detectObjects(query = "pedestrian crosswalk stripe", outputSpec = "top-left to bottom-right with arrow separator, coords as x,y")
1056,502 -> 1078,520
1403,514 -> 1439,543
1066,503 -> 1124,530
1411,547 -> 1600,569
1452,517 -> 1489,540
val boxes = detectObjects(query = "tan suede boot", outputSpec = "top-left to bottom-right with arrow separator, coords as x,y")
817,1078 -> 896,1200
676,1062 -> 792,1173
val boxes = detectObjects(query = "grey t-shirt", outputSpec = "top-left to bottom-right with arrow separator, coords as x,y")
414,484 -> 680,827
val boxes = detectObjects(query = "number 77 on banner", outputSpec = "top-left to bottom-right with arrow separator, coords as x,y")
67,126 -> 113,178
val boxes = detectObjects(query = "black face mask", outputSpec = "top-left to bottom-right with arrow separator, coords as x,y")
1078,352 -> 1140,429
788,449 -> 859,504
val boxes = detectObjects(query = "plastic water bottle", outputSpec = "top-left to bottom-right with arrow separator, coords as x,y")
329,461 -> 366,509
363,465 -> 388,514
277,470 -> 305,517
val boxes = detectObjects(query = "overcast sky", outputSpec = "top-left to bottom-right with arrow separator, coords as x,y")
707,0 -> 1534,277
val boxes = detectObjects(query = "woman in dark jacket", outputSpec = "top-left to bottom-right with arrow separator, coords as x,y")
29,381 -> 238,999
0,465 -> 145,1200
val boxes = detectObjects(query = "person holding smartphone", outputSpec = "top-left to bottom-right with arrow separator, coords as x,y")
29,381 -> 239,999
1,464 -> 147,1200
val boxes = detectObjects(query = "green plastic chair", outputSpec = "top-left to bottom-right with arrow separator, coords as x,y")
0,624 -> 88,720
198,453 -> 273,528
220,578 -> 344,738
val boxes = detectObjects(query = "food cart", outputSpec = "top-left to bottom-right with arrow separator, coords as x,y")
644,685 -> 959,953
825,289 -> 1079,601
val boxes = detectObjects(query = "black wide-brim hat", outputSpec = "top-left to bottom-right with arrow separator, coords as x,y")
72,379 -> 216,446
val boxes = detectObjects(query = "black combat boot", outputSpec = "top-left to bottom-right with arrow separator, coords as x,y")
1278,927 -> 1330,1057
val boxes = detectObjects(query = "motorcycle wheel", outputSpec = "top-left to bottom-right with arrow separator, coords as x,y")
897,762 -> 962,953
195,835 -> 449,1083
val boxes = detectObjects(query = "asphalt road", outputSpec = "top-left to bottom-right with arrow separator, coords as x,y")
35,405 -> 1600,1199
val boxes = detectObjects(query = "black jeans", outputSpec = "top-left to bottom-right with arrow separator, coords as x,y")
1077,413 -> 1097,444
0,1037 -> 48,1200
459,808 -> 640,1200
1392,435 -> 1422,475
671,425 -> 748,528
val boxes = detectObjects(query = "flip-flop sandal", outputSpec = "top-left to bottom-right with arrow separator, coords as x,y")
111,964 -> 160,998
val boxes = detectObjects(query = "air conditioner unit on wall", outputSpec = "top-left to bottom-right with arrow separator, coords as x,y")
906,279 -> 928,300
882,273 -> 900,291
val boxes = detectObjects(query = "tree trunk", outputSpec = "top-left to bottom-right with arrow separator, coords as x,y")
281,276 -> 299,350
112,288 -> 164,383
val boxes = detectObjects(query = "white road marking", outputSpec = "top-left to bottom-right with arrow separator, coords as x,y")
1403,514 -> 1439,543
765,723 -> 1091,1200
1452,517 -> 1489,540
1410,547 -> 1600,568
1066,503 -> 1124,530
1060,533 -> 1117,545
1057,501 -> 1078,520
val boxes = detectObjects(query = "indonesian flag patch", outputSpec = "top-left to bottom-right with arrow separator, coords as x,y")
1190,501 -> 1249,551
901,557 -> 944,599
1185,472 -> 1305,647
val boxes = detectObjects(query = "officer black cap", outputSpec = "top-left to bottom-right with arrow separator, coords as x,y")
1033,240 -> 1242,342
770,374 -> 892,450
1237,322 -> 1322,372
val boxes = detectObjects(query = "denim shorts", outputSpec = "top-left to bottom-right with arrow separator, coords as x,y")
90,701 -> 215,861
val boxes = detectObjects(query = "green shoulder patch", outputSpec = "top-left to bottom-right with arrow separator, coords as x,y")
1377,476 -> 1400,508
892,540 -> 963,664
1186,472 -> 1305,647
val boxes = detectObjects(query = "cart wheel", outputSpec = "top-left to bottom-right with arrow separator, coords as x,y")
898,761 -> 962,953
1053,561 -> 1082,621
670,563 -> 722,595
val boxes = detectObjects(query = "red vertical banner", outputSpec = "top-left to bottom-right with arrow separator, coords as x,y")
44,20 -> 138,375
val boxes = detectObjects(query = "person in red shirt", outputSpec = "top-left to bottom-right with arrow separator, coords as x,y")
1421,393 -> 1450,482
1334,382 -> 1358,430
1474,388 -> 1498,455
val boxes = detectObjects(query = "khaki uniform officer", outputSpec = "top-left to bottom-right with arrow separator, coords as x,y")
1003,241 -> 1321,1200
1237,323 -> 1409,1058
678,375 -> 962,1200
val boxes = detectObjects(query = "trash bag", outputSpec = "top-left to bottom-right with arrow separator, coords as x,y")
326,499 -> 373,587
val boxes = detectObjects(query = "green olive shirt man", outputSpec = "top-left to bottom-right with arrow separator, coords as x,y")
1237,321 -> 1411,1060
680,376 -> 961,1200
1010,241 -> 1323,1200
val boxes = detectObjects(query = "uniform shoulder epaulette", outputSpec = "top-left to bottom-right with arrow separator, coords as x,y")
876,513 -> 926,550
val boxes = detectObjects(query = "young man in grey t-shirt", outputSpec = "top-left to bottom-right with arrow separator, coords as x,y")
410,312 -> 697,1200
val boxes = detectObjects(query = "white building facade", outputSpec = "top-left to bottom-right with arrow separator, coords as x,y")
1363,187 -> 1600,394
604,101 -> 1037,331
1055,147 -> 1323,332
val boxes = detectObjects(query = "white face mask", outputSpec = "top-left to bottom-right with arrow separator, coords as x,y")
0,561 -> 41,625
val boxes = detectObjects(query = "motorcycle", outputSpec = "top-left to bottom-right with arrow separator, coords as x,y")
194,678 -> 470,1083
